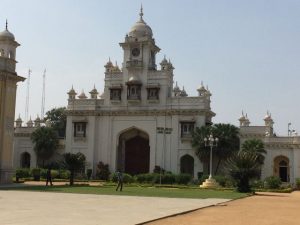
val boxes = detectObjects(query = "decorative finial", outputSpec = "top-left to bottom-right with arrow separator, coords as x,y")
242,110 -> 244,116
201,81 -> 204,86
5,19 -> 8,30
109,57 -> 111,62
140,4 -> 144,20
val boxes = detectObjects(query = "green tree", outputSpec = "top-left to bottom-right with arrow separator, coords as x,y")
63,152 -> 86,185
31,127 -> 59,167
44,107 -> 67,138
226,151 -> 261,192
241,139 -> 266,165
192,123 -> 240,174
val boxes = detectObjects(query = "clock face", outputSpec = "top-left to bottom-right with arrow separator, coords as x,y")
132,48 -> 140,57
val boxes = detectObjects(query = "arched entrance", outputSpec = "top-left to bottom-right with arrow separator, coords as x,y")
274,156 -> 290,182
180,154 -> 194,176
117,128 -> 150,175
20,152 -> 31,168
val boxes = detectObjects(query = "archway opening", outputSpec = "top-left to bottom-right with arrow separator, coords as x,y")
180,154 -> 194,176
20,152 -> 31,168
117,128 -> 150,175
274,156 -> 289,182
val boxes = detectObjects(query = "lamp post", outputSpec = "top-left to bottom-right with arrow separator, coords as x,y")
200,133 -> 219,188
204,134 -> 219,180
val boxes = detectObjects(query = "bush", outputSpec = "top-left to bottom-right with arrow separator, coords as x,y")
58,170 -> 70,179
87,169 -> 92,180
110,173 -> 134,183
198,174 -> 209,184
51,170 -> 59,179
40,169 -> 47,179
176,174 -> 192,185
214,175 -> 234,187
251,179 -> 264,189
296,178 -> 300,189
96,162 -> 110,180
160,173 -> 176,184
16,168 -> 31,179
31,168 -> 41,181
264,176 -> 282,189
136,173 -> 158,184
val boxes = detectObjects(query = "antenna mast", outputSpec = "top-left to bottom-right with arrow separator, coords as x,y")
25,69 -> 31,122
41,69 -> 46,120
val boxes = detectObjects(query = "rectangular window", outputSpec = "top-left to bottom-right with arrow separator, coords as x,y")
147,88 -> 159,100
127,85 -> 141,100
110,89 -> 121,100
74,122 -> 87,137
181,122 -> 195,138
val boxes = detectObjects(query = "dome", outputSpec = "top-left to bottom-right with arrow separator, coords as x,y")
0,21 -> 15,41
128,7 -> 153,38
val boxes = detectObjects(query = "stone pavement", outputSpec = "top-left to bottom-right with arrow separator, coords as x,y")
0,190 -> 229,225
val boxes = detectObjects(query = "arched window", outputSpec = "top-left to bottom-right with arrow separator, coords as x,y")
8,51 -> 14,59
274,156 -> 289,182
180,154 -> 194,176
0,49 -> 4,57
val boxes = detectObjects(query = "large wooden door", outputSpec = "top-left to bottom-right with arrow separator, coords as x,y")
125,136 -> 150,175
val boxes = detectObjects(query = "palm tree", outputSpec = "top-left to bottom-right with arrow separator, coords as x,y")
226,151 -> 261,192
192,123 -> 239,174
241,139 -> 266,165
31,127 -> 59,167
64,152 -> 86,185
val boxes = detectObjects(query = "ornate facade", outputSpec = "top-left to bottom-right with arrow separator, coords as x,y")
239,112 -> 300,184
65,8 -> 214,177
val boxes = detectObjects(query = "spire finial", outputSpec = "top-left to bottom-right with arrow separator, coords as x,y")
201,81 -> 204,86
5,19 -> 8,30
139,4 -> 144,20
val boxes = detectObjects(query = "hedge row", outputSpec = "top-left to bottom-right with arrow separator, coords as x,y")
16,168 -> 70,180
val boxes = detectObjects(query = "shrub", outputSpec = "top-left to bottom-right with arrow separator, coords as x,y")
110,173 -> 134,183
198,174 -> 209,184
161,173 -> 176,184
251,179 -> 264,189
51,170 -> 59,179
264,176 -> 282,189
31,168 -> 41,181
16,168 -> 31,179
87,169 -> 92,180
40,169 -> 47,179
176,174 -> 192,185
136,173 -> 158,184
96,162 -> 110,180
296,178 -> 300,189
58,170 -> 70,179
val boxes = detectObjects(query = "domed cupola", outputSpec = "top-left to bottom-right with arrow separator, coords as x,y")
0,21 -> 15,41
129,6 -> 153,39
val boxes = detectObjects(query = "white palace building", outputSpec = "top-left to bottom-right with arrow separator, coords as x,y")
11,8 -> 300,184
65,8 -> 214,177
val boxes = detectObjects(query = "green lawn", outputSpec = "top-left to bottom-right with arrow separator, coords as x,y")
0,184 -> 249,199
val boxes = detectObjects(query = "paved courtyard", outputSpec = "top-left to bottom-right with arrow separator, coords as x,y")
0,190 -> 229,225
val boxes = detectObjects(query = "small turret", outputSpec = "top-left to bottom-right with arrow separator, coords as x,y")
78,90 -> 87,99
264,111 -> 274,136
27,117 -> 33,128
197,81 -> 207,96
173,81 -> 181,97
15,114 -> 22,128
244,114 -> 250,126
67,85 -> 77,100
34,115 -> 41,127
239,111 -> 247,126
179,86 -> 188,97
89,85 -> 98,99
104,58 -> 114,73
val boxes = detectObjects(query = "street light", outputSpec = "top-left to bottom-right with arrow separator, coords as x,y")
204,134 -> 219,180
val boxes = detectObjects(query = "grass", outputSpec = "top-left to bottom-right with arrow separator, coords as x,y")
0,184 -> 249,199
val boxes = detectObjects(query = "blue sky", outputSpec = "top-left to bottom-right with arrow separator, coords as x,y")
2,0 -> 300,135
